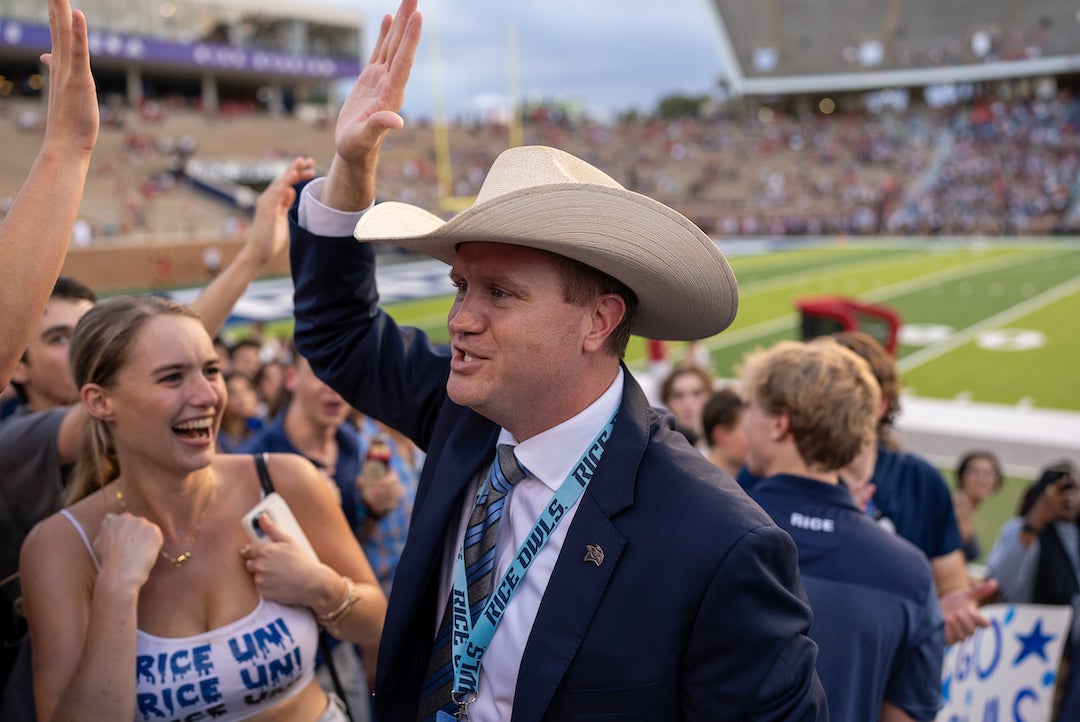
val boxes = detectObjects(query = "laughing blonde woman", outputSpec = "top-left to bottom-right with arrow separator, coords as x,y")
20,296 -> 385,722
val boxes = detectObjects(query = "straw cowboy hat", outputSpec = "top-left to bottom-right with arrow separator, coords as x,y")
354,145 -> 738,340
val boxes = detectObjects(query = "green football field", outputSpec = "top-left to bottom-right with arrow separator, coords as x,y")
381,238 -> 1080,413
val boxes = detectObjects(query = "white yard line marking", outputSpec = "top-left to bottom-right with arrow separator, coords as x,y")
737,249 -> 922,295
897,273 -> 1080,373
705,249 -> 1053,351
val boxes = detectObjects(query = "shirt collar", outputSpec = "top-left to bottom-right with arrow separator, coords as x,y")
497,368 -> 624,493
754,473 -> 861,512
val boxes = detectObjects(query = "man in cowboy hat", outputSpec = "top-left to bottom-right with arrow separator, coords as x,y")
288,2 -> 825,720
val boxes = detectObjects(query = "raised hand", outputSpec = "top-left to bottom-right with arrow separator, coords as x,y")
244,156 -> 317,265
190,155 -> 317,335
325,0 -> 423,211
43,0 -> 98,156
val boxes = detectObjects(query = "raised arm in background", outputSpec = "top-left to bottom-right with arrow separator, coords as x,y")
190,156 -> 316,335
0,0 -> 97,388
321,0 -> 422,211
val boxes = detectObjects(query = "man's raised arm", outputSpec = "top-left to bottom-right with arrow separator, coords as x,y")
320,0 -> 422,212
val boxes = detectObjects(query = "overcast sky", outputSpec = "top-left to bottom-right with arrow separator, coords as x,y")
331,0 -> 728,121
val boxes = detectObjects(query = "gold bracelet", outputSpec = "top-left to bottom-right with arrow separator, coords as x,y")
316,576 -> 358,628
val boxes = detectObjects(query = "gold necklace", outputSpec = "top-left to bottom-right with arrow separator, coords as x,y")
115,482 -> 213,569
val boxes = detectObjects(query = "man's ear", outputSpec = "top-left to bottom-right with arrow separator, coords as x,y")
283,365 -> 298,394
81,384 -> 112,421
771,413 -> 791,442
582,293 -> 626,353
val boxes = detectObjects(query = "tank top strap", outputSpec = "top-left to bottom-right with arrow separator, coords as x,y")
58,509 -> 101,571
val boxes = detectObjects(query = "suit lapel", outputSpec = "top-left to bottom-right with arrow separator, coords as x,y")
511,497 -> 626,722
510,370 -> 652,722
376,412 -> 499,689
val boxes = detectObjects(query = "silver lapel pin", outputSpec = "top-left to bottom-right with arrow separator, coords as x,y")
584,544 -> 605,567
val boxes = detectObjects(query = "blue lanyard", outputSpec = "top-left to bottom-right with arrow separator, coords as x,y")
449,411 -> 618,704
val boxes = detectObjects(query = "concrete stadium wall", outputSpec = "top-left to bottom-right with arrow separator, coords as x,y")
59,238 -> 292,294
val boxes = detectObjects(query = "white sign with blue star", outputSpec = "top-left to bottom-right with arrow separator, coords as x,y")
938,604 -> 1073,722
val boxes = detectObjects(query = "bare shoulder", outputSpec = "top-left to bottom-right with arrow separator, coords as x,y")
20,496 -> 103,588
21,512 -> 75,566
214,452 -> 329,502
262,452 -> 325,494
207,453 -> 275,507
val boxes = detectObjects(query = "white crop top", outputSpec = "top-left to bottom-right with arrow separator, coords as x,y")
60,509 -> 320,722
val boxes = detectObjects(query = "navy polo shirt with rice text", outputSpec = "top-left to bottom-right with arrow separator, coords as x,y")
751,474 -> 944,722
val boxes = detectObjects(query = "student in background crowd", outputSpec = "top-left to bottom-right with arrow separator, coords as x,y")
659,364 -> 714,449
738,331 -> 996,644
0,276 -> 95,714
217,372 -> 263,452
830,331 -> 997,645
743,338 -> 944,722
254,358 -> 288,419
986,461 -> 1080,722
952,450 -> 1004,562
239,354 -> 409,552
701,385 -> 748,478
228,338 -> 263,380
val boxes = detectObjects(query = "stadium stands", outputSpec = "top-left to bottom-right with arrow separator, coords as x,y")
712,0 -> 1080,77
4,89 -> 1080,260
6,0 -> 1080,295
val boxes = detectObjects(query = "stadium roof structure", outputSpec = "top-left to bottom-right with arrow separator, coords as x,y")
705,0 -> 1080,97
0,0 -> 365,110
184,0 -> 363,31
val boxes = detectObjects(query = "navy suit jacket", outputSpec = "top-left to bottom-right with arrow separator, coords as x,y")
290,209 -> 827,721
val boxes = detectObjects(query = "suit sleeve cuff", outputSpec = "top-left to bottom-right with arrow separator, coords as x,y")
298,177 -> 373,237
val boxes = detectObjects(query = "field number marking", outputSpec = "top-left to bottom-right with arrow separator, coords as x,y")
897,274 -> 1080,373
975,330 -> 1046,352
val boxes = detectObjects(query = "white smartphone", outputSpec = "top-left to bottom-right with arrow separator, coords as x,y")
242,492 -> 318,560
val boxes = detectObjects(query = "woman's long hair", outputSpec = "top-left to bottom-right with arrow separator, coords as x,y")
65,296 -> 202,505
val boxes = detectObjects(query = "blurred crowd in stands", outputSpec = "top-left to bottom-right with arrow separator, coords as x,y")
5,89 -> 1080,246
351,91 -> 1080,239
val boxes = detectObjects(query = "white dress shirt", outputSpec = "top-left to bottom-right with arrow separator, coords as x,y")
298,183 -> 625,720
436,369 -> 623,721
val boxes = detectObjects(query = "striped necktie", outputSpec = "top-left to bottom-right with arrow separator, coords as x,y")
416,444 -> 528,721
